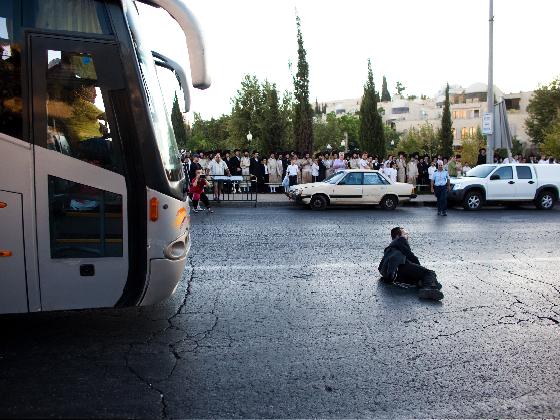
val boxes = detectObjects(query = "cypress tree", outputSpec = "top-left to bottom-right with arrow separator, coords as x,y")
359,60 -> 385,157
262,82 -> 284,155
171,92 -> 189,150
381,76 -> 391,102
293,15 -> 313,154
440,83 -> 453,157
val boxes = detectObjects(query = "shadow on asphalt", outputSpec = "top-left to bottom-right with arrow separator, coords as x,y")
375,281 -> 444,306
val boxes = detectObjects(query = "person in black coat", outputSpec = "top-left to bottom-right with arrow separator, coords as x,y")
318,154 -> 327,181
249,151 -> 261,192
378,227 -> 443,300
477,148 -> 487,166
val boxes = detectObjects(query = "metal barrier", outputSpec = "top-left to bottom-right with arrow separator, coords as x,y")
206,175 -> 258,207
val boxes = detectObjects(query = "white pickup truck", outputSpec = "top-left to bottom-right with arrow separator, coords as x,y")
448,164 -> 560,210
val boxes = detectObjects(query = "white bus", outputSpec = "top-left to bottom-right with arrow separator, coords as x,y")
0,0 -> 209,314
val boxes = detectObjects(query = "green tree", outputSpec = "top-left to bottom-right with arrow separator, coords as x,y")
292,15 -> 314,153
170,92 -> 189,150
313,112 -> 341,152
384,125 -> 400,154
381,75 -> 391,102
190,113 -> 231,151
229,74 -> 264,149
396,81 -> 406,96
440,83 -> 453,157
339,114 -> 360,151
461,134 -> 486,167
396,123 -> 441,158
540,118 -> 560,157
261,81 -> 285,155
359,59 -> 385,156
526,77 -> 560,144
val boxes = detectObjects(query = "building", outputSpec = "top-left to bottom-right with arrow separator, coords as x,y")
323,83 -> 534,146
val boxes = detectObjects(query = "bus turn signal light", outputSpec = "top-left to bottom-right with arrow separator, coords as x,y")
149,197 -> 159,222
0,202 -> 6,209
0,250 -> 12,257
175,207 -> 187,228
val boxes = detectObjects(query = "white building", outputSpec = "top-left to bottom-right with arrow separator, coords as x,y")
323,83 -> 534,146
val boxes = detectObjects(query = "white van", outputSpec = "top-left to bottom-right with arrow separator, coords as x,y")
448,164 -> 560,210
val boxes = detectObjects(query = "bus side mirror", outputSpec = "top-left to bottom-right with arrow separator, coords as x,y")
152,52 -> 191,112
490,174 -> 500,180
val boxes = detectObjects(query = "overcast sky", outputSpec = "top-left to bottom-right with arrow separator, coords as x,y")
138,0 -> 560,119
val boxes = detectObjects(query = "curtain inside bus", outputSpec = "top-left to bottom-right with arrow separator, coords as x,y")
32,0 -> 112,34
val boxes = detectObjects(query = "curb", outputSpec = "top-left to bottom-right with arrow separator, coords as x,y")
211,199 -> 438,208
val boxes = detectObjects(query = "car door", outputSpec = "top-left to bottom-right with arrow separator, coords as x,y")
363,172 -> 389,203
332,172 -> 363,204
515,165 -> 537,199
30,35 -> 129,311
486,166 -> 516,200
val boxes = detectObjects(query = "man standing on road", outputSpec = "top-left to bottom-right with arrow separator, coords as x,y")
431,160 -> 451,216
378,227 -> 443,300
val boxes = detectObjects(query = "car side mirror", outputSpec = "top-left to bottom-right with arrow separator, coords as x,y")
490,174 -> 500,181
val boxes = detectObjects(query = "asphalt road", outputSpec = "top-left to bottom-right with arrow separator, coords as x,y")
1,206 -> 559,418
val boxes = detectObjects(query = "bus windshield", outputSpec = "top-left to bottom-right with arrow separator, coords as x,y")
136,45 -> 183,182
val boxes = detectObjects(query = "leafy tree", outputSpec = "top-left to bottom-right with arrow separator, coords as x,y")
339,114 -> 360,151
526,77 -> 560,144
407,95 -> 417,100
190,113 -> 231,152
461,133 -> 486,167
321,103 -> 327,114
381,76 -> 391,102
396,81 -> 406,96
540,118 -> 560,157
440,83 -> 454,157
314,98 -> 321,116
313,112 -> 342,152
261,81 -> 285,154
229,74 -> 264,149
170,92 -> 189,150
397,123 -> 441,158
384,125 -> 400,154
359,59 -> 385,156
293,16 -> 314,153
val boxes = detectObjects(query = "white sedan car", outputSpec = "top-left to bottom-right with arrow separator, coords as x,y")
288,169 -> 416,210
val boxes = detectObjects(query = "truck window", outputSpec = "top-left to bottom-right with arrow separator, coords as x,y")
516,166 -> 533,180
492,166 -> 513,180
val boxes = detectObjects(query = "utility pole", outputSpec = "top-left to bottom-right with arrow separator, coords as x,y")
486,0 -> 494,164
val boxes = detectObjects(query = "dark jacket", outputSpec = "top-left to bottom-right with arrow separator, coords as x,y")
378,237 -> 420,280
249,158 -> 261,176
230,155 -> 242,175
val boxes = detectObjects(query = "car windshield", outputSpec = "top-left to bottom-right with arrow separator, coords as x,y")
465,165 -> 497,178
323,172 -> 346,184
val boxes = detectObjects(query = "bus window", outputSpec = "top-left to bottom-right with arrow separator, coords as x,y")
48,175 -> 123,259
30,0 -> 112,34
0,0 -> 22,139
46,50 -> 122,173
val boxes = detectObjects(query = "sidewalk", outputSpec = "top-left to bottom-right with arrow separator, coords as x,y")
212,193 -> 437,207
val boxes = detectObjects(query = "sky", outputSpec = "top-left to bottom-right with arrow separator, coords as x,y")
137,0 -> 560,120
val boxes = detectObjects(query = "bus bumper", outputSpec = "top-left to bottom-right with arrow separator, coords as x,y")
141,256 -> 188,306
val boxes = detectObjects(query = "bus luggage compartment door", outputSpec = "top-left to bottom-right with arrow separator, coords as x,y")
0,190 -> 28,313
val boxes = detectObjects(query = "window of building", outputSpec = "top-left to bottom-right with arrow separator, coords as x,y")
505,98 -> 520,111
452,128 -> 457,139
0,0 -> 22,139
468,127 -> 476,137
391,107 -> 409,114
461,127 -> 468,139
29,0 -> 112,34
474,109 -> 480,118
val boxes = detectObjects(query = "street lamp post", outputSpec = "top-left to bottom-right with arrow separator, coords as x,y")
246,131 -> 253,147
486,0 -> 494,164
326,144 -> 332,153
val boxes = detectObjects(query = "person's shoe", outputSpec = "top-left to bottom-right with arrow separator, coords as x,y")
418,287 -> 444,300
193,208 -> 199,213
379,276 -> 393,285
208,208 -> 214,213
442,212 -> 447,216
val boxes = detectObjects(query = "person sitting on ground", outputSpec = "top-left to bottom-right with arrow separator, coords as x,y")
189,169 -> 213,213
378,227 -> 443,300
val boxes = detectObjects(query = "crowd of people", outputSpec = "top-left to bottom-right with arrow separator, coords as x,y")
180,148 -> 558,209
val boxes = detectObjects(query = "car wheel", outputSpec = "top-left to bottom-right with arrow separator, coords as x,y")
310,195 -> 327,211
380,195 -> 398,210
536,190 -> 555,210
463,190 -> 482,211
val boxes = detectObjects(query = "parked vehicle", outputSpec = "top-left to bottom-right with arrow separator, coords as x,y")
288,170 -> 416,210
448,164 -> 560,210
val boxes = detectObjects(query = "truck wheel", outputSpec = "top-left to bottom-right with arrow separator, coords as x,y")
380,195 -> 398,210
310,195 -> 327,211
463,190 -> 482,211
535,190 -> 555,210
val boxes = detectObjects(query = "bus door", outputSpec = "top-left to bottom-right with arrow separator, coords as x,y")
30,35 -> 130,311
